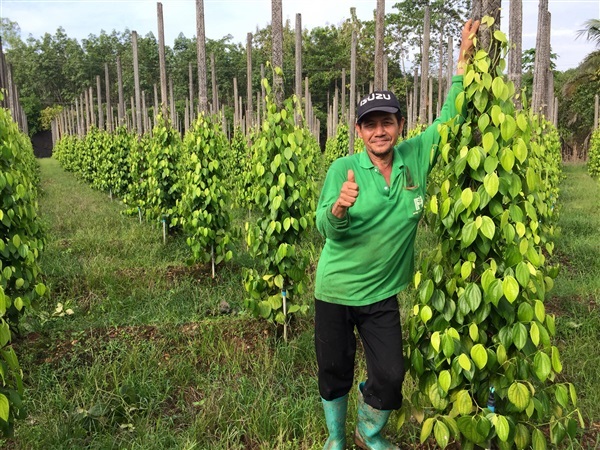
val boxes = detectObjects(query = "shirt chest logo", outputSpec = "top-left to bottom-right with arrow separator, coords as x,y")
413,195 -> 424,215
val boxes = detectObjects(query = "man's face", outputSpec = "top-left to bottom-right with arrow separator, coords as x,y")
355,112 -> 403,158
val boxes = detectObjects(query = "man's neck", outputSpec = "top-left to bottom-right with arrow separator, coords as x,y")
368,151 -> 394,172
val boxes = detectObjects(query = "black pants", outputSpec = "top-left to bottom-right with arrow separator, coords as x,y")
315,296 -> 405,410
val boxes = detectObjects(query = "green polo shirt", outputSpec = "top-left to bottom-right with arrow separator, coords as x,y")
314,75 -> 464,306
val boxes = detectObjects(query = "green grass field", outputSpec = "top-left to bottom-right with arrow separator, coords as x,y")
2,159 -> 599,449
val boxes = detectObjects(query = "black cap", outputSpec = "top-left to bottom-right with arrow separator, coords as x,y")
356,90 -> 401,123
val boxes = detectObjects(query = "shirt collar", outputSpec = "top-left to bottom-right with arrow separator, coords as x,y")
357,144 -> 405,170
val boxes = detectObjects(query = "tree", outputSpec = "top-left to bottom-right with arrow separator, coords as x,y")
519,47 -> 557,106
388,0 -> 469,125
564,18 -> 600,97
0,17 -> 22,49
556,57 -> 600,154
576,19 -> 600,47
388,0 -> 469,70
5,25 -> 88,133
557,19 -> 600,152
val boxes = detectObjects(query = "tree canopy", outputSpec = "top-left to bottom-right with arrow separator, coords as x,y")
1,7 -> 598,152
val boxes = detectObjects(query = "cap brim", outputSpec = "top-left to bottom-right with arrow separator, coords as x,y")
357,106 -> 399,122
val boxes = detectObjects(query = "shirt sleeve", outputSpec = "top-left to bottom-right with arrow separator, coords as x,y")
316,159 -> 352,240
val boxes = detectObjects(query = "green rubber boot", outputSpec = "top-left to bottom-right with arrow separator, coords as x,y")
354,383 -> 400,450
321,394 -> 348,450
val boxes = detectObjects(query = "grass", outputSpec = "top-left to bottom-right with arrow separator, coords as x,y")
547,164 -> 600,449
2,159 -> 599,449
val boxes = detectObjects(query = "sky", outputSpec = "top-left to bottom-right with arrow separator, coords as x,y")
1,0 -> 599,72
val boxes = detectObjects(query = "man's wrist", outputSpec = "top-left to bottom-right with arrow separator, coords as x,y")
331,201 -> 348,219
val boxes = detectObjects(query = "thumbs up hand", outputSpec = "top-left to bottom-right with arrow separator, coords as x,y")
332,169 -> 359,219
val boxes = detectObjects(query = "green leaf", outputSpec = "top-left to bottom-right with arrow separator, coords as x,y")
526,167 -> 539,192
268,294 -> 282,310
514,423 -> 530,450
430,195 -> 438,214
469,323 -> 479,342
476,58 -> 489,73
508,382 -> 530,411
470,344 -> 488,370
421,418 -> 435,443
412,349 -> 424,375
530,321 -> 540,346
434,420 -> 450,448
35,283 -> 47,297
492,77 -> 504,98
419,279 -> 434,304
464,70 -> 476,87
481,269 -> 495,292
396,405 -> 407,429
516,113 -> 529,131
550,420 -> 567,445
474,90 -> 488,112
569,383 -> 578,407
484,155 -> 499,173
532,428 -> 547,450
431,331 -> 441,352
428,378 -> 449,410
461,261 -> 472,280
486,279 -> 504,305
457,416 -> 487,444
555,384 -> 569,408
479,115 -> 491,133
0,321 -> 10,347
496,344 -> 507,365
491,105 -> 503,126
467,147 -> 481,170
414,271 -> 422,290
420,305 -> 433,324
439,370 -> 451,393
494,30 -> 508,43
515,262 -> 531,288
461,221 -> 478,247
455,390 -> 473,415
464,284 -> 482,314
502,276 -> 519,303
546,314 -> 555,335
461,188 -> 473,208
480,216 -> 496,239
501,115 -> 517,141
458,354 -> 472,371
442,333 -> 455,358
514,139 -> 528,163
500,148 -> 515,172
513,322 -> 528,350
257,301 -> 272,319
551,346 -> 563,373
0,393 -> 8,422
517,302 -> 534,323
533,351 -> 552,382
495,415 -> 510,442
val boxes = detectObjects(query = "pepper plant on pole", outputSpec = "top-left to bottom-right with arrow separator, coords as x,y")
243,74 -> 319,340
143,115 -> 183,229
178,113 -> 234,277
589,128 -> 600,179
0,95 -> 47,435
405,18 -> 581,449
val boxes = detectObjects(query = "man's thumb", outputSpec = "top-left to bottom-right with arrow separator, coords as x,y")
347,169 -> 355,183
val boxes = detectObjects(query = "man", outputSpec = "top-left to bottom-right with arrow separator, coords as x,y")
314,19 -> 480,450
